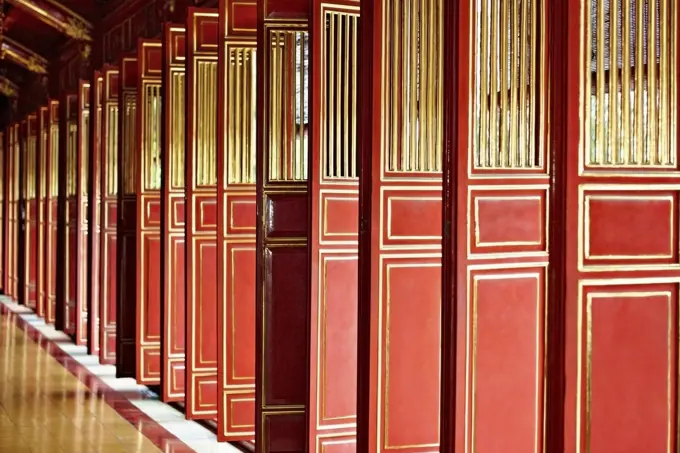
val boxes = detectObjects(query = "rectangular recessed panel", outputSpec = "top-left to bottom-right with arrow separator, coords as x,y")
197,198 -> 218,229
196,240 -> 218,367
384,191 -> 442,247
143,235 -> 161,340
322,193 -> 359,240
142,348 -> 161,379
265,193 -> 309,238
171,238 -> 186,353
145,199 -> 162,226
229,197 -> 256,232
230,0 -> 257,32
318,437 -> 356,453
470,268 -> 545,453
226,393 -> 256,431
262,412 -> 306,453
382,259 -> 440,449
172,197 -> 185,227
229,245 -> 256,382
195,377 -> 218,411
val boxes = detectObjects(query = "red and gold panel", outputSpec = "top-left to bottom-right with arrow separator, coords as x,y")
117,54 -> 139,378
75,80 -> 91,346
186,7 -> 219,420
62,92 -> 78,336
357,0 -> 443,451
216,0 -> 257,440
45,100 -> 59,324
100,66 -> 119,364
136,38 -> 163,385
560,1 -> 680,450
24,114 -> 38,310
255,0 -> 310,449
36,107 -> 48,319
88,72 -> 103,356
161,23 -> 187,403
9,123 -> 20,301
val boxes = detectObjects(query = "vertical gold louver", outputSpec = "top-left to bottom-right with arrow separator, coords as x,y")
227,47 -> 257,184
107,104 -> 119,195
82,112 -> 89,195
67,122 -> 77,196
383,0 -> 443,173
143,84 -> 162,190
472,0 -> 546,169
323,12 -> 359,179
585,0 -> 676,167
40,130 -> 47,199
268,30 -> 309,182
195,60 -> 218,187
171,71 -> 185,189
27,134 -> 36,199
123,94 -> 137,194
50,125 -> 59,197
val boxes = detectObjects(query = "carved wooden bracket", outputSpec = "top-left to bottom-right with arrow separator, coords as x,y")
7,0 -> 92,41
0,74 -> 19,97
1,36 -> 48,73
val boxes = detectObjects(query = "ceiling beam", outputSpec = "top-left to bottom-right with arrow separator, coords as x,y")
7,0 -> 92,41
0,74 -> 19,97
1,36 -> 48,73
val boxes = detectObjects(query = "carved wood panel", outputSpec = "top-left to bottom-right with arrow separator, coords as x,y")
161,23 -> 187,403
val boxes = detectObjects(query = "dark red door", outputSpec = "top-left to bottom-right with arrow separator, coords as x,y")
100,67 -> 119,364
136,38 -> 163,385
75,80 -> 91,346
216,0 -> 257,440
63,93 -> 78,336
161,23 -> 187,403
46,100 -> 59,324
186,7 -> 219,420
24,115 -> 38,311
88,72 -> 103,356
117,54 -> 139,378
37,106 -> 48,319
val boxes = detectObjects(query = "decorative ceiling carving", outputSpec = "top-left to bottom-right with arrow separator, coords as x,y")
1,36 -> 48,73
0,73 -> 18,97
7,0 -> 92,41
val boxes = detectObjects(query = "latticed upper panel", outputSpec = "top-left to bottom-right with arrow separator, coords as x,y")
226,47 -> 256,185
143,84 -> 162,191
194,60 -> 218,187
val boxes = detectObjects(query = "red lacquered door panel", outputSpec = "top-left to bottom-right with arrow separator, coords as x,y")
24,115 -> 38,310
136,39 -> 163,385
161,23 -> 187,402
0,130 -> 5,294
186,8 -> 219,420
117,54 -> 139,378
356,1 -> 442,452
75,80 -> 91,346
37,107 -> 48,319
100,67 -> 120,364
216,0 -> 257,440
46,100 -> 59,324
63,93 -> 78,336
6,124 -> 17,300
88,72 -> 103,356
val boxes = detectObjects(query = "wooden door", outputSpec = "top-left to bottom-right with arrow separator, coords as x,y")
0,130 -> 4,294
24,115 -> 38,310
11,123 -> 19,301
6,124 -> 16,300
216,0 -> 257,441
37,107 -> 48,318
75,80 -> 91,346
356,0 -> 443,451
117,54 -> 139,378
88,72 -> 103,356
63,93 -> 78,336
255,0 -> 310,449
100,67 -> 119,364
186,8 -> 219,420
45,100 -> 59,324
136,39 -> 163,385
161,23 -> 187,403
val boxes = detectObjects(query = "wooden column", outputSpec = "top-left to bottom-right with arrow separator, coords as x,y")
37,106 -> 48,319
88,71 -> 103,356
0,130 -> 5,295
186,7 -> 219,420
216,0 -> 257,441
356,0 -> 443,452
255,0 -> 310,449
136,38 -> 163,385
75,80 -> 91,346
100,66 -> 120,365
161,23 -> 187,403
117,54 -> 139,378
45,100 -> 59,324
61,93 -> 78,335
24,114 -> 38,310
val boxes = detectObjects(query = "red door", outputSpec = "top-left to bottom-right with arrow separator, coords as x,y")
75,80 -> 91,346
24,115 -> 38,310
0,130 -> 4,294
37,107 -> 48,318
356,0 -> 443,451
88,72 -> 103,356
117,54 -> 139,377
6,124 -> 16,299
11,123 -> 19,301
100,67 -> 119,364
63,93 -> 78,336
45,100 -> 59,324
186,7 -> 219,420
216,0 -> 257,440
161,23 -> 187,402
136,39 -> 163,385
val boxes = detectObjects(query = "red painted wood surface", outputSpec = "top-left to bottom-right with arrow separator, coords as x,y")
100,67 -> 120,365
117,54 -> 139,378
357,0 -> 442,451
161,23 -> 187,403
75,80 -> 91,346
0,130 -> 5,295
36,107 -> 48,319
136,38 -> 163,385
63,92 -> 78,337
88,72 -> 103,356
186,8 -> 220,420
45,100 -> 59,324
6,124 -> 18,300
255,0 -> 310,449
24,115 -> 38,311
216,0 -> 257,440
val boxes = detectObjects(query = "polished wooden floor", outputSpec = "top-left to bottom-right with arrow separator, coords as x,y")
0,310 -> 164,453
